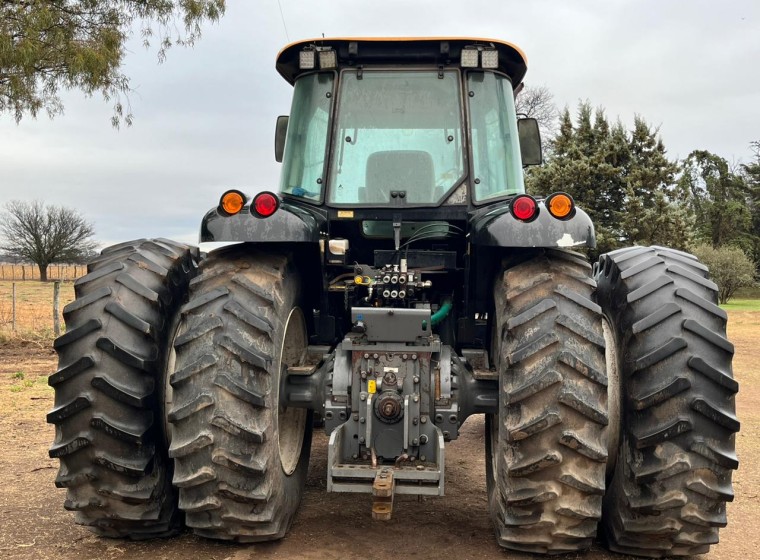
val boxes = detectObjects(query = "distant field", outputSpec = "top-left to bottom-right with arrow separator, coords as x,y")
0,281 -> 76,336
721,299 -> 760,312
0,264 -> 85,282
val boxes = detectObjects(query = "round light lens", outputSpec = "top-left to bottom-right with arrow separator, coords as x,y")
547,193 -> 574,219
511,195 -> 538,221
253,192 -> 279,217
220,191 -> 245,215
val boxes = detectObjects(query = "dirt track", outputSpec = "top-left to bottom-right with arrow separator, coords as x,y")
1,311 -> 759,560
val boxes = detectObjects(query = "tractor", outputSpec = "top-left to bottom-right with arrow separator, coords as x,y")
49,37 -> 738,557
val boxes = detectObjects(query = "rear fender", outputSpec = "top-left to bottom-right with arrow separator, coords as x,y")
200,201 -> 326,243
470,202 -> 596,248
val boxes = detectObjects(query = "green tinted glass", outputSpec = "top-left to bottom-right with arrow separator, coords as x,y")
467,72 -> 525,201
279,73 -> 334,201
328,70 -> 465,205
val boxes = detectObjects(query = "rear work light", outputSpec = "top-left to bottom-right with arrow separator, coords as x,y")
510,194 -> 538,222
219,190 -> 246,216
317,47 -> 337,69
252,191 -> 280,218
461,47 -> 479,68
546,192 -> 575,220
480,48 -> 499,68
299,49 -> 316,69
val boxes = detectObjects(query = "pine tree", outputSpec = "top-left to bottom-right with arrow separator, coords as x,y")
528,102 -> 682,255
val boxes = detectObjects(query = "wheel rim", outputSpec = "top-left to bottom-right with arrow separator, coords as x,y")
603,315 -> 621,478
277,307 -> 309,476
162,318 -> 181,448
486,414 -> 498,490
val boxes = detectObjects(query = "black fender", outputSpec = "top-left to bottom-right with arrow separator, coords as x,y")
469,201 -> 596,248
200,201 -> 326,243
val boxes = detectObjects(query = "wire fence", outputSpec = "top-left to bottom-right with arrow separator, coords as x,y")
0,279 -> 77,336
0,263 -> 85,282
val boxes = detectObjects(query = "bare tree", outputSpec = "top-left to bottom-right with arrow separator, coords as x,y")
516,85 -> 559,140
0,200 -> 97,281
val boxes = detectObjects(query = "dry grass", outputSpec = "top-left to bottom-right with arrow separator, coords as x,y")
0,281 -> 76,337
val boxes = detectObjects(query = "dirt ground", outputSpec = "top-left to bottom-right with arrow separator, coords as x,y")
1,311 -> 759,560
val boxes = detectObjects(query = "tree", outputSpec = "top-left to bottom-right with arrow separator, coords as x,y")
677,150 -> 753,251
741,140 -> 760,269
0,200 -> 96,281
622,188 -> 694,251
516,85 -> 559,141
692,244 -> 756,304
1,0 -> 225,126
527,102 -> 682,255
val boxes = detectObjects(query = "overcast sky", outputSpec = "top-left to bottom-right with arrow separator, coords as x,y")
1,0 -> 758,247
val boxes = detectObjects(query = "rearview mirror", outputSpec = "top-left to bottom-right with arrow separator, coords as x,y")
517,118 -> 542,166
275,115 -> 289,162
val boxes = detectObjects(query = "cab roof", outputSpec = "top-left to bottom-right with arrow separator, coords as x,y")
276,37 -> 528,86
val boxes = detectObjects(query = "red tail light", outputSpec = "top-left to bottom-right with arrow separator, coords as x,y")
252,192 -> 279,218
510,195 -> 538,222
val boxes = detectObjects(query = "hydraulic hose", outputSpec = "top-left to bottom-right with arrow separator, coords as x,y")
431,299 -> 453,327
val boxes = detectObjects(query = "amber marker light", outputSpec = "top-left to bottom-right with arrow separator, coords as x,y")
546,192 -> 575,220
252,191 -> 280,218
219,190 -> 246,216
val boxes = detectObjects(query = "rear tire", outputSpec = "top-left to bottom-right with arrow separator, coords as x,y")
168,249 -> 312,542
595,246 -> 739,557
49,239 -> 198,538
487,249 -> 608,553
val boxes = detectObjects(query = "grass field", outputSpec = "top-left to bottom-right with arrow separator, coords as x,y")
722,299 -> 760,311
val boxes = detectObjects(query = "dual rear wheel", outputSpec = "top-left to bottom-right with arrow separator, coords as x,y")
50,242 -> 310,542
486,247 -> 739,557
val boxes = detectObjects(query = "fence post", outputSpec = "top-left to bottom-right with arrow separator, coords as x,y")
12,282 -> 16,332
53,281 -> 61,336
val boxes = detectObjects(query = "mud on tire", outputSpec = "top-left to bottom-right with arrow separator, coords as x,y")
49,239 -> 199,538
168,249 -> 312,542
487,249 -> 608,553
595,246 -> 739,557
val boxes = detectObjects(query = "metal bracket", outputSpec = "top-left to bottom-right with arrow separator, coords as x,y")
327,421 -> 445,497
372,468 -> 395,520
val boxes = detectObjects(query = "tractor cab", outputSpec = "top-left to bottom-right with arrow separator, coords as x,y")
274,38 -> 534,209
200,38 -> 597,394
